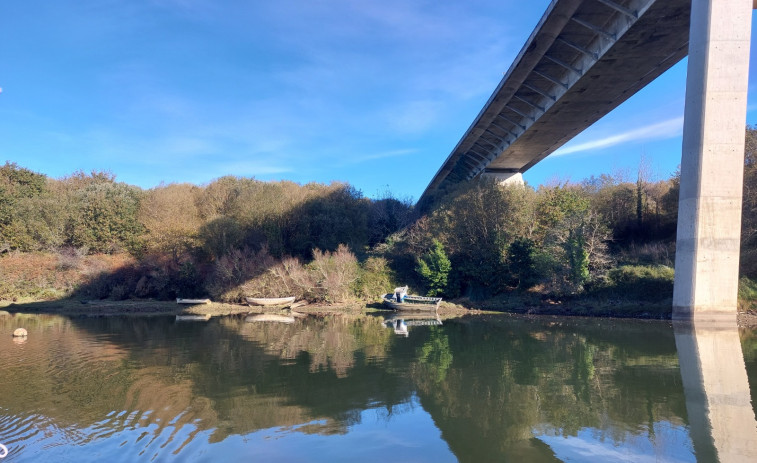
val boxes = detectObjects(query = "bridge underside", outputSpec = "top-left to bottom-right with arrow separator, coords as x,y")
420,0 -> 691,206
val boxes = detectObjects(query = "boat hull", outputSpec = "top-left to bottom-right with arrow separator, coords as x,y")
246,296 -> 296,306
382,294 -> 441,311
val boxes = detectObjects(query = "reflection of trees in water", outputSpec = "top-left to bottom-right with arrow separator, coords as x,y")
233,316 -> 392,377
0,314 -> 715,461
0,314 -> 134,429
406,317 -> 687,462
415,327 -> 453,383
0,313 -> 407,449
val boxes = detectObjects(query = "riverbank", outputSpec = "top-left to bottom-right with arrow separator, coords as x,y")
0,298 -> 477,319
2,297 -> 755,327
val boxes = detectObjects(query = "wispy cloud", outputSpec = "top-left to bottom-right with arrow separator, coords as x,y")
552,117 -> 684,157
343,148 -> 417,164
204,160 -> 293,178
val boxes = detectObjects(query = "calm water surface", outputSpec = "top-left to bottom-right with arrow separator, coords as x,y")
0,312 -> 755,462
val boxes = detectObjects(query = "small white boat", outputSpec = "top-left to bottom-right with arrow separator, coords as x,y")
176,298 -> 211,304
176,314 -> 211,321
382,286 -> 441,311
245,314 -> 296,324
245,296 -> 296,306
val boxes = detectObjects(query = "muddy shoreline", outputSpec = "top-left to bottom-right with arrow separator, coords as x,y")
2,297 -> 756,327
0,298 -> 474,319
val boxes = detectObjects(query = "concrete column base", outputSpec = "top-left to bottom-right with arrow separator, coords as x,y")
672,308 -> 737,325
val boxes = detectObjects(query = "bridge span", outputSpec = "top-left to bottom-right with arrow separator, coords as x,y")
419,0 -> 754,320
419,0 -> 692,205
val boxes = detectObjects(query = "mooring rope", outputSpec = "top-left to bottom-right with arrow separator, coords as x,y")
0,443 -> 7,459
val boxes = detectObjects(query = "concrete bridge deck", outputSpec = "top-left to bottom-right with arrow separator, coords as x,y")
419,0 -> 691,206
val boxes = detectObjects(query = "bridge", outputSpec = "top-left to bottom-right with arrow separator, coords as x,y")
419,0 -> 754,321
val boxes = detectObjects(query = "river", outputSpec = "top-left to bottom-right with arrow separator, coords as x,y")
0,312 -> 755,462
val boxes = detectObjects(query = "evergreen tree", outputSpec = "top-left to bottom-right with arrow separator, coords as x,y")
416,240 -> 451,296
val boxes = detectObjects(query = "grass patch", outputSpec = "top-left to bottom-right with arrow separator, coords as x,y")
739,277 -> 757,313
585,265 -> 674,302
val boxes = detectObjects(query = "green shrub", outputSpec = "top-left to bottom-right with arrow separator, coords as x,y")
355,257 -> 395,300
587,265 -> 674,301
416,240 -> 451,297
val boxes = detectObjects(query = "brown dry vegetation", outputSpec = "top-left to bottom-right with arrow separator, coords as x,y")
0,252 -> 134,301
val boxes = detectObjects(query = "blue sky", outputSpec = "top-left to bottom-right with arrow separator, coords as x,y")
2,1 -> 757,201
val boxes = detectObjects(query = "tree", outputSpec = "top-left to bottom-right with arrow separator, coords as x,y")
427,179 -> 536,296
0,162 -> 48,250
416,240 -> 451,296
139,183 -> 201,260
565,228 -> 590,287
741,126 -> 757,276
66,178 -> 144,254
508,238 -> 541,289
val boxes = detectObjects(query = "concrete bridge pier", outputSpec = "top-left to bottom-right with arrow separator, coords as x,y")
673,0 -> 753,321
480,169 -> 524,186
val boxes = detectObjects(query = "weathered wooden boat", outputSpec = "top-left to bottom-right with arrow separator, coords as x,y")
245,296 -> 296,306
245,314 -> 296,324
382,286 -> 441,311
175,314 -> 211,321
176,298 -> 211,304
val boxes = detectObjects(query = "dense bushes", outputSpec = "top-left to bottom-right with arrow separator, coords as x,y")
0,166 -> 144,254
5,126 -> 757,307
0,167 -> 412,263
376,128 -> 757,301
0,165 -> 411,303
378,179 -> 614,298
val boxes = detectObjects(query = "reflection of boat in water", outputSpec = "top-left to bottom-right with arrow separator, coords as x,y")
245,314 -> 296,324
381,286 -> 441,311
176,298 -> 211,304
246,296 -> 296,306
175,314 -> 211,321
384,313 -> 442,336
388,319 -> 408,336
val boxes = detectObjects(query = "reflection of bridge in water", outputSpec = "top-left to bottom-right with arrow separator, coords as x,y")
419,0 -> 754,320
674,321 -> 757,462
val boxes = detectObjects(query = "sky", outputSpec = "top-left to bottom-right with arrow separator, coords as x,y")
2,1 -> 757,202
